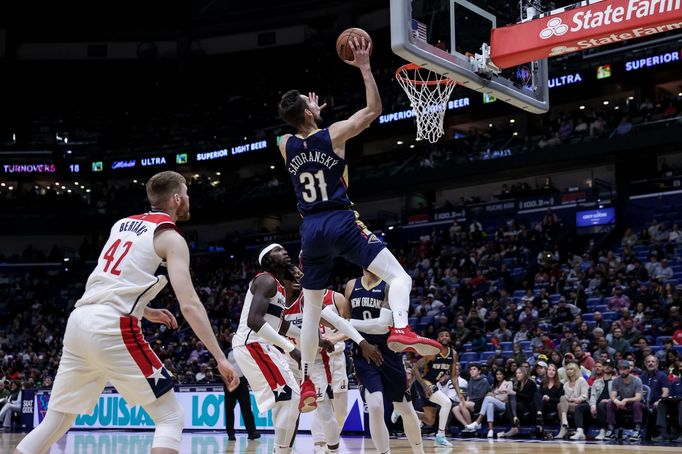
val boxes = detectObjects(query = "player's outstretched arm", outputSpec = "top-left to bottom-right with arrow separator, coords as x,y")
247,274 -> 296,354
155,229 -> 239,390
329,37 -> 381,152
322,291 -> 383,365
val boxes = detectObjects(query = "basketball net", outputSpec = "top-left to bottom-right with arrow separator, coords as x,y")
396,63 -> 456,143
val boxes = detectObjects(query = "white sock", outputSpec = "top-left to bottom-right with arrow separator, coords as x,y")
301,289 -> 324,378
394,398 -> 425,454
365,390 -> 391,454
367,249 -> 411,328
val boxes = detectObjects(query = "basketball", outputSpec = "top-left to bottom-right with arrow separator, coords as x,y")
336,28 -> 372,61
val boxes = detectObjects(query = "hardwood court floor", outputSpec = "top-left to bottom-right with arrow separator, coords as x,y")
1,431 -> 678,453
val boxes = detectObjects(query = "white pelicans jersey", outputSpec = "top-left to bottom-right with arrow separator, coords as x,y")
232,272 -> 287,347
75,212 -> 179,321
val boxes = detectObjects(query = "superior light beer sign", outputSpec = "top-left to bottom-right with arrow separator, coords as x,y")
491,0 -> 682,68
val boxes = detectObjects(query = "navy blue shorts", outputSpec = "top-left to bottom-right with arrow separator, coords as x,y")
299,210 -> 385,289
354,350 -> 409,403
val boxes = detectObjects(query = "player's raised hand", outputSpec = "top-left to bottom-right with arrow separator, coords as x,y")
143,307 -> 178,329
344,36 -> 372,68
359,340 -> 383,366
218,358 -> 240,391
319,337 -> 335,353
307,91 -> 327,112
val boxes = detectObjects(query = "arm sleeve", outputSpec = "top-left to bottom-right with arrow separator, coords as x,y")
321,305 -> 365,346
256,323 -> 296,353
350,307 -> 393,334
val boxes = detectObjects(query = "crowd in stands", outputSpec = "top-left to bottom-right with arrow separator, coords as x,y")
2,197 -> 682,440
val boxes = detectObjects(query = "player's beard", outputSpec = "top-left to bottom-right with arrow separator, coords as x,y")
177,200 -> 190,221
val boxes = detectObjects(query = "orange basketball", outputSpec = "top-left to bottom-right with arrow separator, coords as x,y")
336,28 -> 372,61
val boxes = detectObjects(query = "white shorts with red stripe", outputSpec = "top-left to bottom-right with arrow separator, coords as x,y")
233,342 -> 300,412
329,351 -> 348,394
49,305 -> 174,415
287,351 -> 333,403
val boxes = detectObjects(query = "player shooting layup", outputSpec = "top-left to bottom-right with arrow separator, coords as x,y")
277,35 -> 441,413
15,171 -> 239,454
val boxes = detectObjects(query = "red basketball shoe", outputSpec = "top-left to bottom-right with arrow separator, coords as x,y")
388,326 -> 441,356
298,378 -> 317,413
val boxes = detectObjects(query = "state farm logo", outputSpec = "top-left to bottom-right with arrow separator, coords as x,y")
540,17 -> 569,39
549,45 -> 579,56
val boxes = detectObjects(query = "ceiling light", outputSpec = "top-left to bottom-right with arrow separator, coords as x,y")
509,119 -> 516,124
270,165 -> 275,169
513,132 -> 518,136
614,106 -> 619,110
628,96 -> 634,100
579,105 -> 585,110
488,123 -> 493,127
603,101 -> 609,105
396,140 -> 404,145
410,145 -> 415,149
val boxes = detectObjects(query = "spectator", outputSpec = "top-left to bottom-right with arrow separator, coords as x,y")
535,362 -> 562,435
593,311 -> 612,334
572,344 -> 595,373
0,380 -> 21,431
655,258 -> 674,281
511,343 -> 527,365
656,338 -> 675,364
556,361 -> 590,439
607,288 -> 631,311
609,327 -> 631,355
640,355 -> 670,418
453,364 -> 490,429
471,329 -> 488,353
499,366 -> 537,438
492,319 -> 513,342
621,228 -> 638,248
464,369 -> 513,438
607,360 -> 644,441
590,359 -> 616,440
654,377 -> 682,442
453,318 -> 471,348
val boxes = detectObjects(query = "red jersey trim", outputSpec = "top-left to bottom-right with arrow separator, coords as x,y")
128,212 -> 175,225
254,272 -> 286,298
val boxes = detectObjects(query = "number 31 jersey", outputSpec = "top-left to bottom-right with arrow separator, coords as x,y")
75,212 -> 180,320
284,128 -> 352,216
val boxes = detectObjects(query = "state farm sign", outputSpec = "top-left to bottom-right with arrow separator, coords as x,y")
491,0 -> 682,68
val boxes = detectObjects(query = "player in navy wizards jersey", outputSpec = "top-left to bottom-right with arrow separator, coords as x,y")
277,33 -> 440,414
334,270 -> 425,454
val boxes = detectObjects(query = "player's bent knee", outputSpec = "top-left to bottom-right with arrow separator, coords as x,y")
147,392 -> 185,451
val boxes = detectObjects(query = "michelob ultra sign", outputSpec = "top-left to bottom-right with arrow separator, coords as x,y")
491,0 -> 682,68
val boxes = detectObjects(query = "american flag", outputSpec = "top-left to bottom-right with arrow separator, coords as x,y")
411,19 -> 427,41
